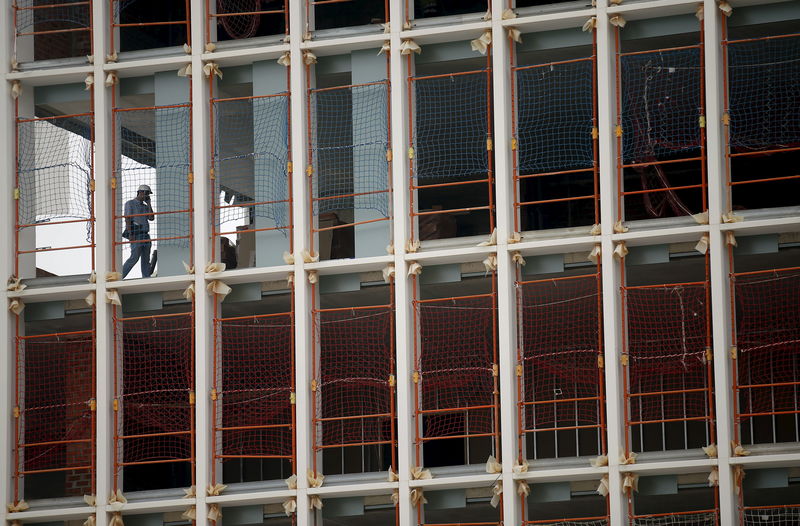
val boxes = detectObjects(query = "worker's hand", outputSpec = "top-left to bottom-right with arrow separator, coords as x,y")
144,194 -> 151,203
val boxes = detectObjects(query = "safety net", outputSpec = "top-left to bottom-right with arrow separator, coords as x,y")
632,512 -> 717,526
623,283 -> 714,451
414,293 -> 498,443
212,0 -> 288,40
15,329 -> 95,496
518,274 -> 604,458
743,505 -> 800,525
313,305 -> 395,452
212,93 -> 292,237
114,312 -> 194,480
214,313 -> 294,467
13,0 -> 92,61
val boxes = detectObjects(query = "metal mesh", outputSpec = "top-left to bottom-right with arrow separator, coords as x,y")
213,94 -> 291,234
727,34 -> 800,151
310,82 -> 390,217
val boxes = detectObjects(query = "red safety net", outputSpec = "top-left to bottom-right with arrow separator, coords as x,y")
14,329 -> 95,498
517,274 -> 605,458
526,519 -> 608,526
213,313 -> 294,468
414,292 -> 499,445
13,0 -> 92,61
623,282 -> 715,451
114,312 -> 194,481
313,305 -> 396,455
732,268 -> 800,425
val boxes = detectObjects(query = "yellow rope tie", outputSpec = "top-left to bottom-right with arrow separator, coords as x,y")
287,161 -> 293,174
89,398 -> 97,411
620,354 -> 629,366
290,392 -> 296,404
111,177 -> 117,189
386,149 -> 393,162
13,188 -> 20,200
729,346 -> 737,360
306,165 -> 313,177
615,125 -> 623,137
705,348 -> 713,362
187,172 -> 194,184
13,406 -> 20,418
113,398 -> 119,411
597,354 -> 605,369
408,147 -> 415,159
592,127 -> 599,140
722,113 -> 731,126
511,138 -> 517,151
311,379 -> 318,392
209,168 -> 215,180
492,363 -> 499,377
412,371 -> 420,384
210,388 -> 218,401
486,138 -> 493,151
90,179 -> 96,192
188,391 -> 195,405
699,115 -> 706,128
516,364 -> 523,377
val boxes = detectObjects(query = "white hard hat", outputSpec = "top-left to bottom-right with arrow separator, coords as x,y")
137,184 -> 153,194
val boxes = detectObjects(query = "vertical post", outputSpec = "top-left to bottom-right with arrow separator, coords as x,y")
389,0 -> 414,523
16,90 -> 35,279
703,1 -> 737,523
491,0 -> 521,524
191,0 -> 211,521
289,0 -> 312,523
596,0 -> 627,523
94,0 -> 113,521
2,0 -> 18,515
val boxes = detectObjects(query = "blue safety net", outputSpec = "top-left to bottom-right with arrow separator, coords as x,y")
516,59 -> 595,175
115,105 -> 192,247
213,94 -> 291,235
310,81 -> 390,218
413,71 -> 490,181
727,34 -> 800,152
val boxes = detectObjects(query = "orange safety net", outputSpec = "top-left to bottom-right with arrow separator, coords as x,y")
15,112 -> 96,275
113,312 -> 194,486
615,25 -> 708,222
209,0 -> 288,40
517,273 -> 606,460
14,328 -> 96,499
413,288 -> 499,455
311,303 -> 396,469
212,312 -> 295,474
511,45 -> 600,232
622,279 -> 715,453
731,267 -> 800,442
408,65 -> 494,242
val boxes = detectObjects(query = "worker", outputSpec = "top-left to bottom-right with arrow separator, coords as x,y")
122,184 -> 155,278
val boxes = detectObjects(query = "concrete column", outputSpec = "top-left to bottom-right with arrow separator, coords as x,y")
351,48 -> 390,258
154,71 -> 191,277
253,59 -> 291,267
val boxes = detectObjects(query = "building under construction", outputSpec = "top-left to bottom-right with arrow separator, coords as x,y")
2,0 -> 799,525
